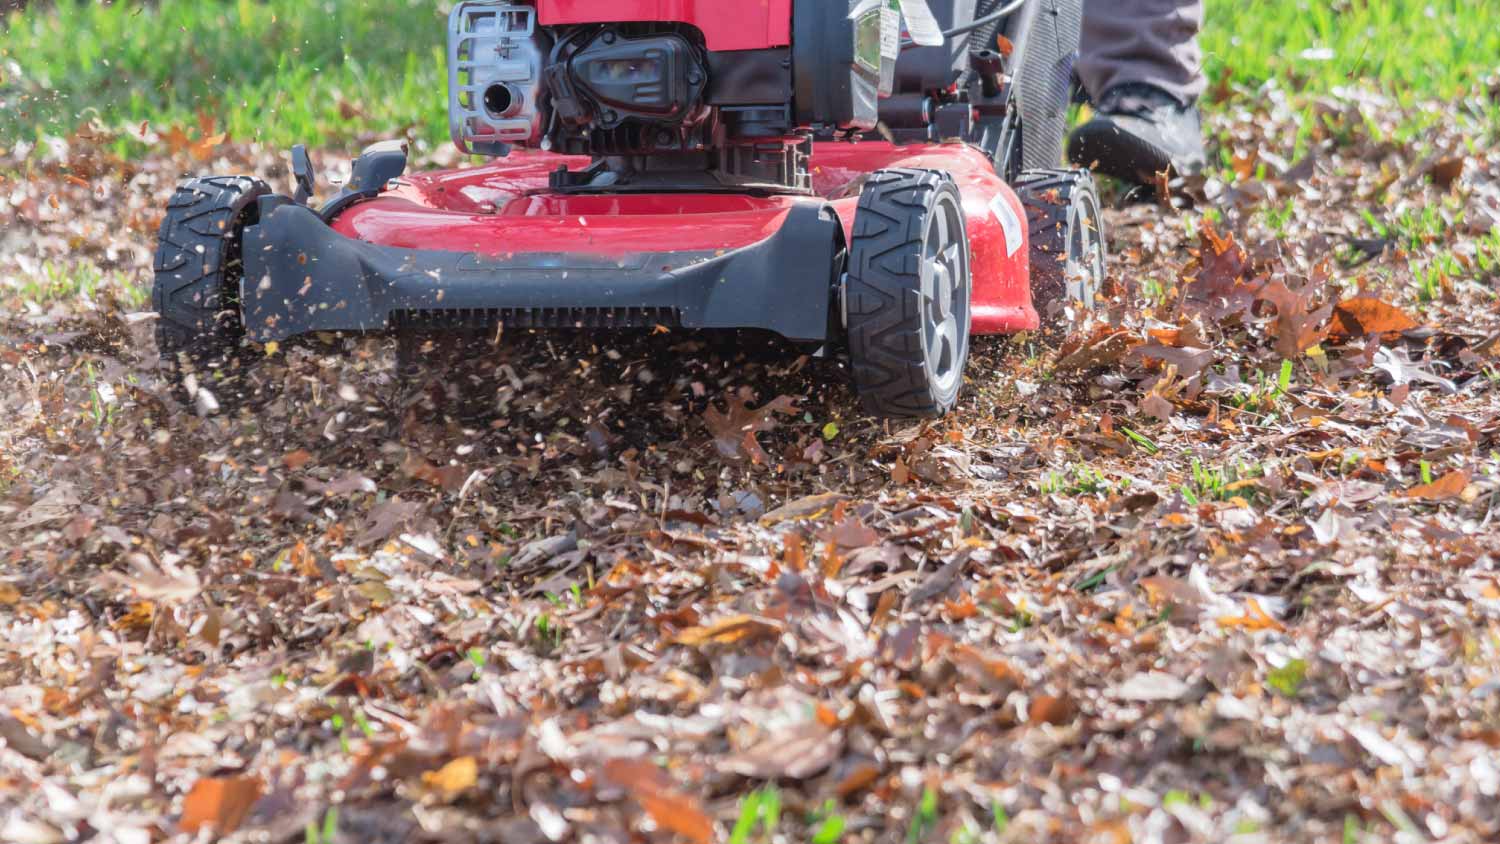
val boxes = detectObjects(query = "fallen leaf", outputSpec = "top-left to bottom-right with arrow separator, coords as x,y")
1029,694 -> 1079,726
1428,156 -> 1465,189
1114,672 -> 1190,702
602,759 -> 713,844
1405,469 -> 1470,502
671,615 -> 783,647
106,555 -> 201,602
179,776 -> 263,835
722,720 -> 841,779
282,449 -> 314,471
423,756 -> 478,799
759,492 -> 847,525
12,483 -> 81,529
1140,393 -> 1175,421
703,388 -> 798,464
1256,279 -> 1333,359
1217,597 -> 1286,632
1330,297 -> 1419,339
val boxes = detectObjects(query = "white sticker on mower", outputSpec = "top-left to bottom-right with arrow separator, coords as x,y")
896,0 -> 946,47
880,3 -> 901,60
989,194 -> 1023,257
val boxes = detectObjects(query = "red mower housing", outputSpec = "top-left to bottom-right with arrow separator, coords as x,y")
153,0 -> 1104,418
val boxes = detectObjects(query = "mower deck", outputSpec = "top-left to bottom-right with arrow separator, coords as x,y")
240,141 -> 1038,346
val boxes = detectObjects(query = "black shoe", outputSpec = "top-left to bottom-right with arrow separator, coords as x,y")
1067,83 -> 1207,188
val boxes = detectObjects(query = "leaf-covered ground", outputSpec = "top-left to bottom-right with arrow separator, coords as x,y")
3,85 -> 1500,843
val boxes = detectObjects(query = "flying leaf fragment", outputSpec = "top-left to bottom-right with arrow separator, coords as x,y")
1131,343 -> 1215,379
189,132 -> 228,162
1054,327 -> 1138,372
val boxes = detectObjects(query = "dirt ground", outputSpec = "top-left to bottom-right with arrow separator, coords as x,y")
2,88 -> 1500,843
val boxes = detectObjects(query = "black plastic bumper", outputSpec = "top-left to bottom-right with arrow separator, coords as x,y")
240,196 -> 844,344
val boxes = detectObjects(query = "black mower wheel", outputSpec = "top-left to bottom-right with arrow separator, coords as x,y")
152,176 -> 270,405
1013,168 -> 1107,333
845,168 -> 971,419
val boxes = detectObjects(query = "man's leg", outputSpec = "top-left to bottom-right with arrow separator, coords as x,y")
1068,0 -> 1208,187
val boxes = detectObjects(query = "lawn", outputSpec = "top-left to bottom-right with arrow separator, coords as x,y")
1,0 -> 1496,151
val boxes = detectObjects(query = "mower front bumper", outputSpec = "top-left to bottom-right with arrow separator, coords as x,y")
240,195 -> 844,344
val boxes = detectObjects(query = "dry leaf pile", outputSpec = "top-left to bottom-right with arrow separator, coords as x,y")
2,86 -> 1499,843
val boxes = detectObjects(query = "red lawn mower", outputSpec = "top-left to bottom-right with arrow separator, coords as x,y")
153,0 -> 1106,418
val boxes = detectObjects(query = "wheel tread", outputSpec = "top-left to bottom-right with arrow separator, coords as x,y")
1013,168 -> 1106,334
151,175 -> 270,391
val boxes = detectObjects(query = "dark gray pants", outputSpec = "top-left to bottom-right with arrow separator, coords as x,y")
1078,0 -> 1205,105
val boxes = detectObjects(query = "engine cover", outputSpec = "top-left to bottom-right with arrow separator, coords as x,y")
550,30 -> 707,130
448,2 -> 549,155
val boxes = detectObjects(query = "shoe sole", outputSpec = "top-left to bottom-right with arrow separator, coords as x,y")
1067,120 -> 1202,188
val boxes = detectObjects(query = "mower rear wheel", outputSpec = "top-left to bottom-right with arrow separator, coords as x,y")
845,169 -> 971,419
1013,168 -> 1107,333
152,176 -> 270,405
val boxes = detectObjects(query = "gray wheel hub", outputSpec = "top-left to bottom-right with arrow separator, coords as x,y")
920,193 -> 969,395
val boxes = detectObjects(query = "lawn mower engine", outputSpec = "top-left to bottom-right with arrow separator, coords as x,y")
153,0 -> 1107,419
447,0 -> 898,193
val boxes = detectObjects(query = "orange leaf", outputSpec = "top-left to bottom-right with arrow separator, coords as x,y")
942,595 -> 978,620
422,756 -> 478,798
1331,297 -> 1419,339
190,132 -> 228,162
1217,597 -> 1285,632
603,759 -> 712,844
1029,693 -> 1078,726
163,124 -> 193,156
283,449 -> 314,470
835,762 -> 883,797
671,614 -> 783,647
1406,469 -> 1470,502
782,532 -> 807,572
179,776 -> 263,836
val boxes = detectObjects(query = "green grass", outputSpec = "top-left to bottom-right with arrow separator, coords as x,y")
1202,0 -> 1500,104
1,0 -> 448,150
12,259 -> 148,309
2,0 -> 1497,153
